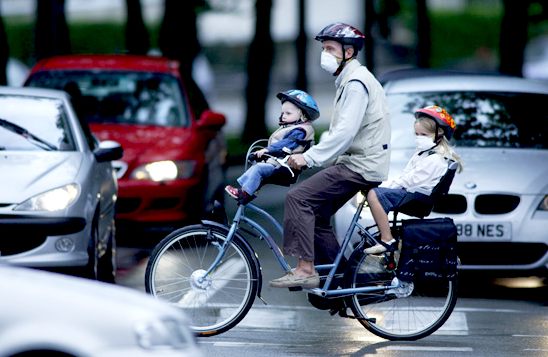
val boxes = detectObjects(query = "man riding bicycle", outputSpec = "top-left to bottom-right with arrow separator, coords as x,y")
270,23 -> 392,289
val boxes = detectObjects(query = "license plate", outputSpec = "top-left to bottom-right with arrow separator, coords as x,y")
456,222 -> 512,240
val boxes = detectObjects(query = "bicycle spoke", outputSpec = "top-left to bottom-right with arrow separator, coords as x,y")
145,226 -> 259,336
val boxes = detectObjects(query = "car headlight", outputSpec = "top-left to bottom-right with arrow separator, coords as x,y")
130,160 -> 196,182
538,195 -> 548,211
14,184 -> 80,212
135,319 -> 190,349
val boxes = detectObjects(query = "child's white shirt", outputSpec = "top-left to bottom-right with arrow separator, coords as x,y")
382,151 -> 449,195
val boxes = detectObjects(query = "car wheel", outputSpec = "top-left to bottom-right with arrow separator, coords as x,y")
97,222 -> 117,283
83,217 -> 100,280
83,213 -> 116,283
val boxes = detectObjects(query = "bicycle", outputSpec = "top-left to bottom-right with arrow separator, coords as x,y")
144,140 -> 458,341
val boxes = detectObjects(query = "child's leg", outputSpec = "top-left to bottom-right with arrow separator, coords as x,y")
237,163 -> 276,195
367,189 -> 394,243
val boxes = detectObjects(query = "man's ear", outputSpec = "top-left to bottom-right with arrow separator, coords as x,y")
345,46 -> 355,58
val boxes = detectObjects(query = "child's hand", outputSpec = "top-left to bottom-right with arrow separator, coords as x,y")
255,148 -> 268,158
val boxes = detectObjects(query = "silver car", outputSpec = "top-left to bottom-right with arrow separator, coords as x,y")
334,73 -> 548,273
0,264 -> 203,357
0,86 -> 122,282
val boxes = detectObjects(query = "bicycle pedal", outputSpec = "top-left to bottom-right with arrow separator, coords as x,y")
288,286 -> 303,291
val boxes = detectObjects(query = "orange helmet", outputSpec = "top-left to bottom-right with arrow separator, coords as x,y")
415,105 -> 457,140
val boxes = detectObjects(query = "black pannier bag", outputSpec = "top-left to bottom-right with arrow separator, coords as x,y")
396,217 -> 458,282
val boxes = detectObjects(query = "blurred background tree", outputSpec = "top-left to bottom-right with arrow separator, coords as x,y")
0,0 -> 547,154
0,2 -> 8,85
125,0 -> 150,55
34,0 -> 70,61
242,0 -> 273,144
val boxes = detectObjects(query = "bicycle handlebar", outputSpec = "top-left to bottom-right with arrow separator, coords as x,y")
248,153 -> 295,178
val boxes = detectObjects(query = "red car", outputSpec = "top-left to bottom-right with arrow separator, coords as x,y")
25,54 -> 227,234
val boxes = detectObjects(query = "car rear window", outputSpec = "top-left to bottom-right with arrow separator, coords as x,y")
0,94 -> 76,151
27,71 -> 190,128
388,91 -> 548,149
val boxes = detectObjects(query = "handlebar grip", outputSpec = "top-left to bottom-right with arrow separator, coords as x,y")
248,153 -> 257,161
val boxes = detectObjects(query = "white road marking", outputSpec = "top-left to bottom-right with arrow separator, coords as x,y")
203,341 -> 313,348
237,309 -> 299,329
382,346 -> 473,352
434,311 -> 468,335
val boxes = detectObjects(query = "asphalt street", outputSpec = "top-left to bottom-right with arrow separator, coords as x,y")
115,165 -> 548,356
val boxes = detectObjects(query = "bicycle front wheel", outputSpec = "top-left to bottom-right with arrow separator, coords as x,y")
344,252 -> 458,341
145,225 -> 259,336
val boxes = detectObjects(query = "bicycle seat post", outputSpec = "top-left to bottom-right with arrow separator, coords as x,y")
323,191 -> 368,290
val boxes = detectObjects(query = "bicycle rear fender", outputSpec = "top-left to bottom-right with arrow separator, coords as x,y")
201,219 -> 264,300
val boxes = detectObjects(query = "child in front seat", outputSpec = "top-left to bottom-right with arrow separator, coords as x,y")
225,89 -> 319,204
365,105 -> 463,254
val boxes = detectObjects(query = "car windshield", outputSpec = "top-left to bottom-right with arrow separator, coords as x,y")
388,91 -> 548,149
27,71 -> 190,127
0,94 -> 75,151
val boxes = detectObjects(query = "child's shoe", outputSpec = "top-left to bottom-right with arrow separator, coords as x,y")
225,185 -> 255,204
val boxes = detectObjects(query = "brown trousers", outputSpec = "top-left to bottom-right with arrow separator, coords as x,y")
283,164 -> 380,263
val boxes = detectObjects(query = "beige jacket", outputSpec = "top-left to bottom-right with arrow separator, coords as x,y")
304,60 -> 391,182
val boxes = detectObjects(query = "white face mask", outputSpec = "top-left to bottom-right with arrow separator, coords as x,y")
415,135 -> 435,151
320,51 -> 340,74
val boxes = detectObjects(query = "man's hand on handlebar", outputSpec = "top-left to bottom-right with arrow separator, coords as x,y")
287,154 -> 308,170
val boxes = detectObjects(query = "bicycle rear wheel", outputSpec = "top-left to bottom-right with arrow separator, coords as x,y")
145,224 -> 259,336
344,251 -> 458,341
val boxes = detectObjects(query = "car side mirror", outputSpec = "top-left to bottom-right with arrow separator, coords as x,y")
94,140 -> 124,162
197,110 -> 226,130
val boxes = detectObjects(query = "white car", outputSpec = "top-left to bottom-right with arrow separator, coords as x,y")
0,86 -> 122,282
0,264 -> 203,357
334,72 -> 548,273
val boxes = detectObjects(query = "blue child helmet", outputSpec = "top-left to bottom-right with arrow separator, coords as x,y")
276,89 -> 320,121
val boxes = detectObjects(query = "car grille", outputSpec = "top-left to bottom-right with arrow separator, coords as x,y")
433,194 -> 521,215
475,194 -> 520,214
0,235 -> 47,256
116,198 -> 141,214
433,194 -> 467,214
149,198 -> 180,210
458,242 -> 547,266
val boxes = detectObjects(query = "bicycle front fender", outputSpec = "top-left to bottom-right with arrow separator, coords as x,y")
201,219 -> 264,300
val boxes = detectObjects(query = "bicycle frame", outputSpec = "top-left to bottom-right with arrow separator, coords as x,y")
200,194 -> 398,298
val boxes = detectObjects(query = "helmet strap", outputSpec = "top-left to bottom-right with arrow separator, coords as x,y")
418,142 -> 439,156
278,115 -> 305,127
333,44 -> 349,76
434,121 -> 442,143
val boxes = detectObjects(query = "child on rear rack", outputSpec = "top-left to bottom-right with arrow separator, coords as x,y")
225,89 -> 319,204
365,105 -> 463,255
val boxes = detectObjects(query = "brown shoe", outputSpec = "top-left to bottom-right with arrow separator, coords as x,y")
269,271 -> 320,289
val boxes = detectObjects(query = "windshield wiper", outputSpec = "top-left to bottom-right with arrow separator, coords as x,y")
0,118 -> 57,151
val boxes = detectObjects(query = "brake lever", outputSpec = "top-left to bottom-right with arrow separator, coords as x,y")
276,156 -> 295,177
